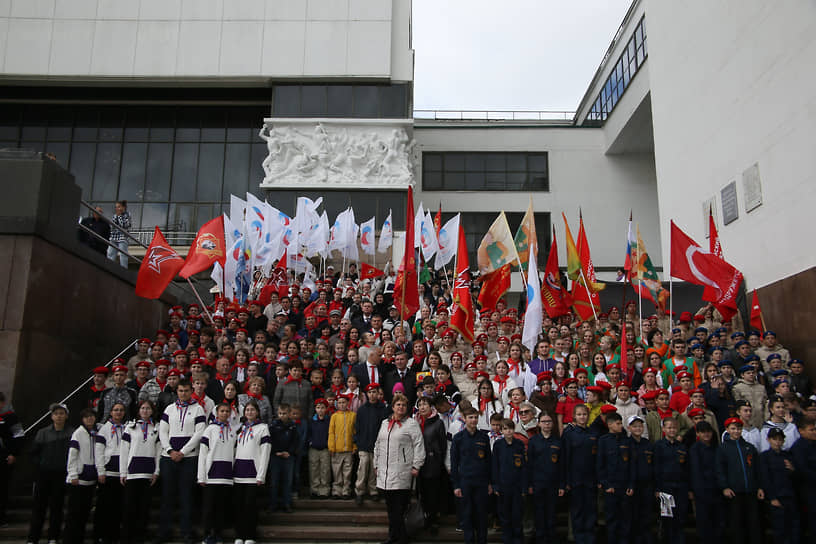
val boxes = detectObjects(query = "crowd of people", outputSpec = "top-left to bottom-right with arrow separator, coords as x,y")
5,264 -> 816,544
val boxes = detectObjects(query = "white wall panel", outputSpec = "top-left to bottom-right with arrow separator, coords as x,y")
262,20 -> 306,75
96,0 -> 138,20
134,21 -> 179,75
50,19 -> 94,74
4,19 -> 52,74
220,21 -> 263,75
91,20 -> 137,74
176,20 -> 221,75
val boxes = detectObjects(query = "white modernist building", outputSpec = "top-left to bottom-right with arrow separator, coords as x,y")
1,0 -> 813,306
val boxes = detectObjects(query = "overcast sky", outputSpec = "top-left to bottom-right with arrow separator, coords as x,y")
412,0 -> 634,112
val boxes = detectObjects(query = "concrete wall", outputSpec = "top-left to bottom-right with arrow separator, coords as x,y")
646,0 -> 816,290
413,125 -> 662,275
0,0 -> 411,81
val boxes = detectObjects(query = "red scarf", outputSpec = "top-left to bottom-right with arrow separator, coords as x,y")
331,384 -> 344,396
417,414 -> 427,432
387,417 -> 403,431
333,356 -> 345,369
156,378 -> 167,392
216,373 -> 232,382
285,376 -> 302,385
493,375 -> 509,394
657,406 -> 674,419
508,402 -> 520,421
191,392 -> 207,407
246,390 -> 263,400
479,398 -> 489,413
91,384 -> 106,393
507,360 -> 520,375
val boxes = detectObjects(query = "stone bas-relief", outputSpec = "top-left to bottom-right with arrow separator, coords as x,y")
259,122 -> 415,189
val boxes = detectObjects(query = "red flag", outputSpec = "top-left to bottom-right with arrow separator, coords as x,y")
360,262 -> 385,280
541,228 -> 571,318
709,207 -> 722,258
749,290 -> 764,331
571,280 -> 597,322
449,225 -> 475,343
179,216 -> 226,279
477,263 -> 512,311
620,317 -> 628,375
269,251 -> 290,299
670,221 -> 743,321
135,227 -> 184,299
393,187 -> 420,318
434,204 -> 442,237
575,213 -> 603,316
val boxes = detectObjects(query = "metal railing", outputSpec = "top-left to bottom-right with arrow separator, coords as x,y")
413,109 -> 576,122
130,228 -> 197,247
78,200 -> 149,264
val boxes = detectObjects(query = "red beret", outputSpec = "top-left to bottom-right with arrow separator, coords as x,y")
497,336 -> 510,343
694,314 -> 706,322
167,368 -> 183,377
472,340 -> 485,348
474,371 -> 489,380
574,367 -> 589,376
643,367 -> 658,376
615,381 -> 630,389
510,334 -> 522,341
536,371 -> 553,383
688,408 -> 706,418
93,366 -> 110,375
656,388 -> 670,397
600,404 -> 618,414
365,383 -> 381,392
474,355 -> 487,362
464,362 -> 477,370
188,329 -> 200,336
315,398 -> 330,407
114,357 -> 126,365
156,329 -> 169,336
596,381 -> 613,391
138,338 -> 151,344
135,361 -> 151,369
173,350 -> 187,357
500,316 -> 516,324
155,359 -> 170,367
605,364 -> 621,372
442,329 -> 455,338
562,377 -> 578,387
676,371 -> 693,381
586,386 -> 603,394
641,390 -> 658,401
689,388 -> 705,396
236,328 -> 248,334
679,312 -> 693,323
112,365 -> 128,374
169,333 -> 180,339
724,417 -> 743,427
476,333 -> 488,341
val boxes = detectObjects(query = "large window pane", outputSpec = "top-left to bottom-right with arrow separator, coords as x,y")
124,107 -> 150,141
223,143 -> 250,200
200,110 -> 226,142
98,108 -> 124,141
169,203 -> 194,231
141,202 -> 168,229
170,143 -> 198,200
327,86 -> 353,117
302,86 -> 327,116
196,143 -> 224,201
45,141 -> 70,169
353,86 -> 378,117
118,142 -> 147,200
69,142 -> 96,196
176,109 -> 201,142
423,152 -> 549,192
144,143 -> 172,201
92,142 -> 122,201
249,142 -> 266,188
273,86 -> 300,116
380,85 -> 407,118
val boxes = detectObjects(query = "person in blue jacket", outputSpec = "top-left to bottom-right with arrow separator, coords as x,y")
562,403 -> 597,544
790,416 -> 816,536
492,418 -> 527,544
716,417 -> 763,544
527,412 -> 564,544
451,407 -> 492,544
759,427 -> 799,543
652,416 -> 690,544
626,415 -> 654,544
596,411 -> 633,543
688,421 -> 723,544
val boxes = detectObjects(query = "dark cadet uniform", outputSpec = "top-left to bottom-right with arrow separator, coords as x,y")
491,437 -> 527,544
653,436 -> 689,544
630,435 -> 655,544
790,436 -> 816,532
451,427 -> 492,544
715,437 -> 761,544
526,433 -> 563,544
563,423 -> 598,544
759,447 -> 800,543
689,440 -> 724,544
596,430 -> 633,543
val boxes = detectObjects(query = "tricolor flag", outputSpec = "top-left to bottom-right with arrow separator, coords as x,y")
634,225 -> 670,313
521,239 -> 543,353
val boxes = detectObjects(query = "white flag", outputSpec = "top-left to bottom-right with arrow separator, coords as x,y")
419,210 -> 438,260
306,211 -> 330,258
521,247 -> 543,353
230,195 -> 246,230
343,224 -> 360,261
378,209 -> 393,253
434,213 -> 460,270
292,196 -> 323,252
414,202 -> 425,247
210,261 -> 225,296
360,217 -> 376,256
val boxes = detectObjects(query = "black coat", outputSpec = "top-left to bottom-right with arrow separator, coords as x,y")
381,367 -> 418,406
418,414 -> 447,479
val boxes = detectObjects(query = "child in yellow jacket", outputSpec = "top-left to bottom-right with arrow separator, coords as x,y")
328,394 -> 357,498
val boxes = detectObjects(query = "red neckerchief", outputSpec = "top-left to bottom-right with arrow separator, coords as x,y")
657,407 -> 674,419
216,373 -> 231,382
320,334 -> 330,342
246,390 -> 263,400
135,378 -> 147,388
417,414 -> 427,432
339,331 -> 347,340
493,375 -> 509,394
439,379 -> 452,387
91,384 -> 106,393
388,417 -> 403,431
382,356 -> 394,366
156,378 -> 167,392
191,392 -> 207,407
507,359 -> 520,375
508,402 -> 520,421
331,384 -> 344,395
312,384 -> 325,396
349,340 -> 360,349
479,398 -> 489,413
285,376 -> 302,385
333,356 -> 345,369
232,363 -> 248,372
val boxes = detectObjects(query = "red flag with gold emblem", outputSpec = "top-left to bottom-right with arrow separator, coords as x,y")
360,262 -> 385,280
136,227 -> 185,299
477,263 -> 512,311
450,225 -> 474,343
179,216 -> 226,278
393,187 -> 420,318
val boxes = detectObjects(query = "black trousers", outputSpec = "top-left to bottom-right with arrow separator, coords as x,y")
233,484 -> 260,540
631,485 -> 655,544
418,476 -> 442,523
460,483 -> 489,544
158,456 -> 197,539
93,476 -> 124,541
694,492 -> 724,544
0,460 -> 11,523
64,484 -> 95,544
123,479 -> 154,544
202,483 -> 231,537
28,470 -> 67,543
726,492 -> 760,544
569,485 -> 597,544
533,487 -> 558,544
384,488 -> 411,544
767,496 -> 800,544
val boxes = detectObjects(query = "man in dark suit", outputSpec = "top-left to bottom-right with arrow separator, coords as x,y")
381,351 -> 417,406
351,300 -> 376,331
351,345 -> 383,392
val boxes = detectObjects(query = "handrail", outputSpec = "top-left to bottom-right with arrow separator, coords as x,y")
413,109 -> 575,122
80,200 -> 149,251
23,339 -> 139,435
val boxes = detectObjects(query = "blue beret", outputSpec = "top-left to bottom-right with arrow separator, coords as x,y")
738,365 -> 755,374
689,343 -> 703,350
695,327 -> 708,334
671,328 -> 681,334
747,330 -> 761,338
735,340 -> 748,348
709,346 -> 724,355
746,354 -> 759,362
715,327 -> 727,334
766,353 -> 782,362
772,378 -> 787,388
789,359 -> 803,366
771,369 -> 789,377
718,359 -> 734,367
763,331 -> 776,338
731,332 -> 745,339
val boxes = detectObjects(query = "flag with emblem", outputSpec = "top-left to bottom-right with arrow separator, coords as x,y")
136,227 -> 184,299
477,211 -> 519,275
377,209 -> 393,253
541,226 -> 571,318
634,224 -> 670,313
393,187 -> 420,318
514,196 -> 537,271
360,262 -> 385,280
562,212 -> 581,281
434,213 -> 460,270
179,215 -> 226,278
477,263 -> 512,311
360,217 -> 376,256
449,225 -> 474,343
576,212 -> 605,292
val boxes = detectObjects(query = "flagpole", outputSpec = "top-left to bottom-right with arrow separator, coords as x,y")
516,256 -> 527,290
637,278 -> 643,334
185,278 -> 215,323
442,264 -> 451,290
579,269 -> 598,322
668,221 -> 673,324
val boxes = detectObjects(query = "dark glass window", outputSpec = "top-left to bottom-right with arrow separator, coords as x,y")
422,152 -> 549,191
271,84 -> 410,118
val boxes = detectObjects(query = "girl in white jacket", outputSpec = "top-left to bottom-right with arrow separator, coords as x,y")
233,400 -> 271,544
198,402 -> 237,544
120,400 -> 161,544
93,402 -> 127,544
64,408 -> 99,544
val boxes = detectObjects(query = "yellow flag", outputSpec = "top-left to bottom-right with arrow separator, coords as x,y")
477,212 -> 519,275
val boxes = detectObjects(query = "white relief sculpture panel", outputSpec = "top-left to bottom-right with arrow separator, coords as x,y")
259,119 -> 415,189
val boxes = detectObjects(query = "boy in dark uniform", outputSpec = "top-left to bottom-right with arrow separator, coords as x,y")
563,404 -> 597,544
759,427 -> 799,543
653,417 -> 690,544
527,412 -> 563,544
627,415 -> 654,544
716,417 -> 763,544
790,416 -> 816,536
451,407 -> 492,544
596,412 -> 633,543
492,418 -> 527,544
689,421 -> 722,544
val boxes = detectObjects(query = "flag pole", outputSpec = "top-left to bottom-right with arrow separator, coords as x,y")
637,278 -> 643,335
579,269 -> 598,322
185,278 -> 215,324
668,221 -> 673,325
442,264 -> 451,289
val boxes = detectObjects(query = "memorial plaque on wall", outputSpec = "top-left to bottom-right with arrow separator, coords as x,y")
721,181 -> 739,225
742,162 -> 763,212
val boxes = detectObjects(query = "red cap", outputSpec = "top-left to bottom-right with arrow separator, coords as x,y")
676,371 -> 693,381
365,383 -> 381,392
474,355 -> 487,362
138,338 -> 151,344
112,365 -> 128,374
574,367 -> 588,376
315,398 -> 330,408
690,388 -> 705,396
510,334 -> 522,341
500,316 -> 516,324
472,340 -> 485,348
562,377 -> 578,387
724,417 -> 743,427
688,408 -> 706,418
586,386 -> 603,394
168,368 -> 183,377
694,314 -> 706,322
596,381 -> 613,391
442,329 -> 455,338
474,371 -> 489,381
605,363 -> 621,372
155,359 -> 170,367
536,371 -> 552,383
464,362 -> 477,370
656,388 -> 670,397
615,381 -> 630,389
641,390 -> 658,401
135,361 -> 151,369
497,336 -> 510,343
237,328 -> 248,334
93,366 -> 110,375
643,367 -> 658,376
679,311 -> 693,323
600,404 -> 618,414
173,350 -> 187,357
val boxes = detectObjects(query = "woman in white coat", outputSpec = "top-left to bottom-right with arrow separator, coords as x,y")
374,393 -> 426,544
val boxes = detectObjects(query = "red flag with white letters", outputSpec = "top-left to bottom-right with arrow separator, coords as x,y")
135,227 -> 184,299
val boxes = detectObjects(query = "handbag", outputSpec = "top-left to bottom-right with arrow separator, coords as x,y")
403,477 -> 425,536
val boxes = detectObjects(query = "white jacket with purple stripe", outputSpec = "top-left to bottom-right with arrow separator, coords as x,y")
159,401 -> 206,458
66,425 -> 99,486
197,422 -> 236,485
120,419 -> 161,480
95,421 -> 126,477
233,420 -> 271,484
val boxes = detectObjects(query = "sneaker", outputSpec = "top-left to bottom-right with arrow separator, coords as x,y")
48,541 -> 58,544
234,540 -> 244,544
245,541 -> 255,544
